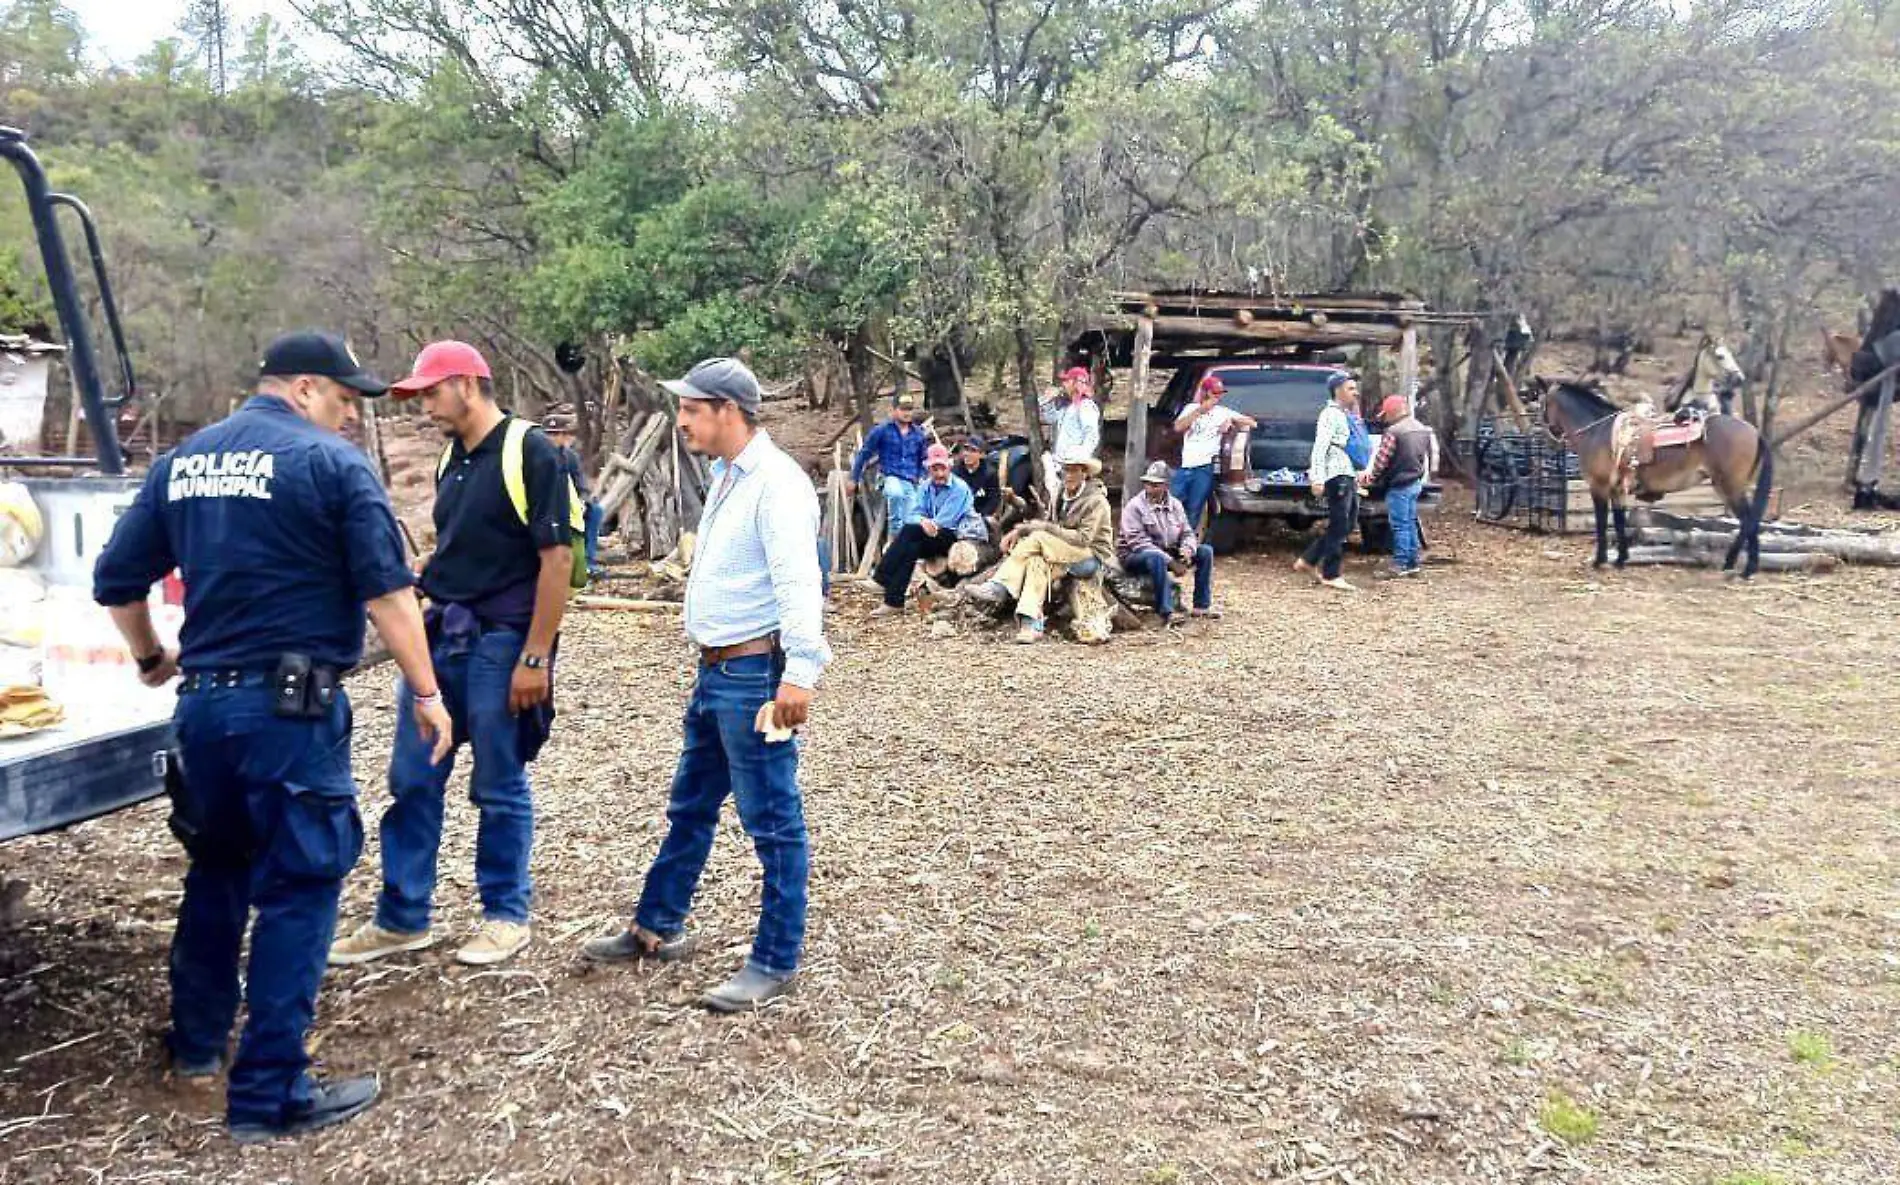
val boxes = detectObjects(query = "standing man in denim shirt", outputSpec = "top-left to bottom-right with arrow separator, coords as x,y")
330,341 -> 571,969
847,392 -> 929,538
93,330 -> 452,1143
583,356 -> 831,1013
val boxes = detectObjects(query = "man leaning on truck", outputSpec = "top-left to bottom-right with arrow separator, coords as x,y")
91,330 -> 453,1144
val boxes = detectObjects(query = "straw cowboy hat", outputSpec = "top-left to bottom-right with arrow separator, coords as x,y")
1059,453 -> 1103,476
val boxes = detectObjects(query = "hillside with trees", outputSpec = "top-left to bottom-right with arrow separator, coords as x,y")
2,0 -> 1897,456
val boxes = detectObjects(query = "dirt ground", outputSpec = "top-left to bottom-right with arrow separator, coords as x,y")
4,337 -> 1898,1184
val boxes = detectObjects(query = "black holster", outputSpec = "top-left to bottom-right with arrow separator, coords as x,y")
272,653 -> 340,719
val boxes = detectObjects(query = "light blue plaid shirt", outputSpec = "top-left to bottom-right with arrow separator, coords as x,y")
684,430 -> 832,689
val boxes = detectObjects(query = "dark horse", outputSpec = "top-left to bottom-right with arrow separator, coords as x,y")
1530,377 -> 1775,578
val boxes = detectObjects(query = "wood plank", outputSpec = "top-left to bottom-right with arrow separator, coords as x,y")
1087,313 -> 1404,348
1122,315 -> 1154,505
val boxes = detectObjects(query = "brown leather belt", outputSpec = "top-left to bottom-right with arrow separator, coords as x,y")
698,633 -> 780,667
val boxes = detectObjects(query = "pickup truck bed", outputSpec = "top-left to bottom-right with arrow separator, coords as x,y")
0,704 -> 172,841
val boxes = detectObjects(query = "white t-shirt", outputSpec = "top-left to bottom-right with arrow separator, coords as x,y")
1178,405 -> 1240,468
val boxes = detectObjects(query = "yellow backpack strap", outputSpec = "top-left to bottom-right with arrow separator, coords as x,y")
504,417 -> 587,536
501,417 -> 533,525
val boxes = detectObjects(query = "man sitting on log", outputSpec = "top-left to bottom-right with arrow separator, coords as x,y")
868,444 -> 986,618
967,454 -> 1115,644
952,434 -> 1002,531
847,392 -> 928,538
1118,462 -> 1218,625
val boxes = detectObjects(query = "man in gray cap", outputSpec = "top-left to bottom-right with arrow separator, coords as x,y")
1117,460 -> 1219,624
581,356 -> 831,1013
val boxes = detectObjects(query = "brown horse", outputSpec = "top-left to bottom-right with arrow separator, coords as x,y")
1530,377 -> 1774,578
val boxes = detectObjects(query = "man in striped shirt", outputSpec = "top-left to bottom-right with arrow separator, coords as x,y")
582,357 -> 831,1013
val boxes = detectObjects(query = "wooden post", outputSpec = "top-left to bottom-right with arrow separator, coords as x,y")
361,397 -> 392,487
1122,314 -> 1155,506
1399,325 -> 1418,412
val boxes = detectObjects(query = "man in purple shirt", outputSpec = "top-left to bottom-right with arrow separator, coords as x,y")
1117,461 -> 1219,624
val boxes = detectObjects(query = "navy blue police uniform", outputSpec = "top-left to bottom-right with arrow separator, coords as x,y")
92,333 -> 410,1136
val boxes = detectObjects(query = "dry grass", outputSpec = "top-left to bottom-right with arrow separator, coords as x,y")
6,343 -> 1900,1183
3,500 -> 1896,1185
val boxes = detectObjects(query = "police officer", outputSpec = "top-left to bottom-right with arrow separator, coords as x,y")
93,331 -> 453,1144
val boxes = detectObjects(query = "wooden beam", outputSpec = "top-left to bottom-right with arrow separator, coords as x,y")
1770,360 -> 1900,447
1493,349 -> 1531,433
1090,313 -> 1404,348
1122,315 -> 1155,506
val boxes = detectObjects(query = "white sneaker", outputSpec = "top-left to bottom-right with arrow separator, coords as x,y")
328,922 -> 434,967
455,920 -> 532,966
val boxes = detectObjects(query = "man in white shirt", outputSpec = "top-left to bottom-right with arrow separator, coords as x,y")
581,356 -> 831,1013
1170,374 -> 1257,529
1037,367 -> 1101,509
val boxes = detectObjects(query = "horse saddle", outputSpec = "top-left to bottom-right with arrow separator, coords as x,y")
1634,417 -> 1705,464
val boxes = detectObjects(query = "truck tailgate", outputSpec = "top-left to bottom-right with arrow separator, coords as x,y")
0,704 -> 173,841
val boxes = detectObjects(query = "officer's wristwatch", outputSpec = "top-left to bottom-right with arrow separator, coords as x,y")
519,653 -> 546,670
136,651 -> 164,675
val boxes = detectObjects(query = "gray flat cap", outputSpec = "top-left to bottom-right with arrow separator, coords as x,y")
1140,460 -> 1172,484
664,356 -> 762,416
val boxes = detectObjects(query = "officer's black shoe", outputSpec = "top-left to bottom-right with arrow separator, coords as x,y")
229,1075 -> 381,1145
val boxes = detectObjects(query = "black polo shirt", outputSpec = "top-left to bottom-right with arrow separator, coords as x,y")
422,414 -> 572,606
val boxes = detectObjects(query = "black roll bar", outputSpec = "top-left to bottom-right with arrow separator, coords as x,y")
0,126 -> 126,474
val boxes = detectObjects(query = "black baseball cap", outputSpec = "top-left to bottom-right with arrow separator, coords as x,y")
259,331 -> 389,396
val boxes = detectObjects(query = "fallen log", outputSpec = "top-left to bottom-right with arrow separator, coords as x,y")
947,539 -> 1001,577
573,595 -> 683,612
1619,545 -> 1838,573
1633,526 -> 1900,565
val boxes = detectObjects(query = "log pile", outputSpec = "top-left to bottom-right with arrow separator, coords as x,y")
597,393 -> 710,561
1619,509 -> 1900,571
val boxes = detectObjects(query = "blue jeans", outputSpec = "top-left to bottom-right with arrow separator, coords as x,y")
1170,464 -> 1217,529
635,654 -> 808,977
168,685 -> 360,1128
583,500 -> 604,572
1387,478 -> 1424,570
880,475 -> 920,538
377,629 -> 534,932
1127,545 -> 1214,618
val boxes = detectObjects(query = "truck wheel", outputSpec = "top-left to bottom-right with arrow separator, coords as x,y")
1207,508 -> 1241,555
1358,516 -> 1393,554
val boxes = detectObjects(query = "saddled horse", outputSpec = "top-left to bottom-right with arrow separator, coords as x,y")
1529,377 -> 1774,578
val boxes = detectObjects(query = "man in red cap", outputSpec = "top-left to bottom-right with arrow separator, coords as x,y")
1037,365 -> 1101,509
330,340 -> 573,968
867,442 -> 984,617
1358,393 -> 1435,578
1171,373 -> 1257,530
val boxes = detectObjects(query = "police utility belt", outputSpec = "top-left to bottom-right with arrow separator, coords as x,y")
179,653 -> 343,719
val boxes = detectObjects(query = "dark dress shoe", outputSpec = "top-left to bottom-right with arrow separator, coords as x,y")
700,966 -> 793,1013
229,1075 -> 381,1145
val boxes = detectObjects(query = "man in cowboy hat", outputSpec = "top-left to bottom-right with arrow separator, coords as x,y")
968,453 -> 1114,644
868,443 -> 984,617
1119,461 -> 1219,624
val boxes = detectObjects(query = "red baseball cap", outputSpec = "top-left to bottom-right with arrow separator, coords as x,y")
1199,374 -> 1226,396
1379,395 -> 1408,422
389,341 -> 492,395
